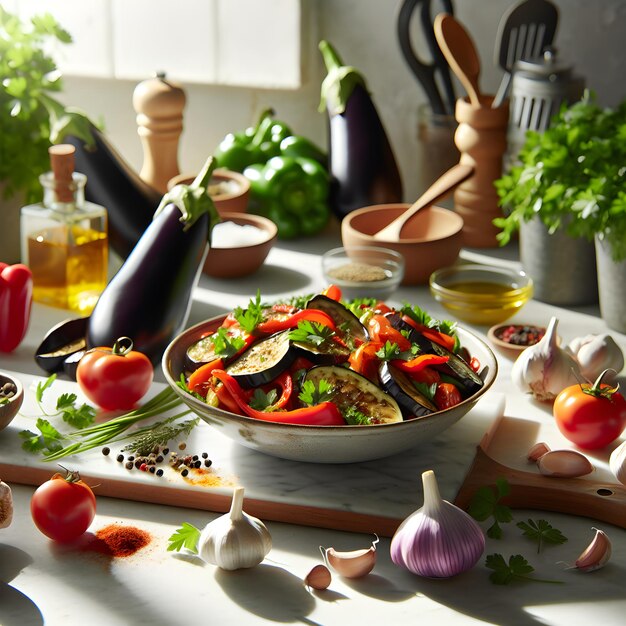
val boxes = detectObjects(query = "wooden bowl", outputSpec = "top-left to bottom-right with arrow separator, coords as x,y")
0,372 -> 24,431
204,212 -> 277,279
167,168 -> 250,215
341,204 -> 464,285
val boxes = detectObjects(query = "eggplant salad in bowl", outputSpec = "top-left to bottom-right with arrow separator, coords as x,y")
162,287 -> 497,463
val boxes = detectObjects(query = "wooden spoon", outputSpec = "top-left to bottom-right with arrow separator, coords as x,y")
434,13 -> 482,107
372,163 -> 473,241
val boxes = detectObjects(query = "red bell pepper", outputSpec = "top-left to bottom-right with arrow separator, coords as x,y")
348,341 -> 383,381
256,308 -> 337,335
260,370 -> 293,410
401,315 -> 456,352
392,353 -> 449,374
0,263 -> 33,353
322,284 -> 342,301
187,358 -> 225,394
368,315 -> 411,352
212,369 -> 345,425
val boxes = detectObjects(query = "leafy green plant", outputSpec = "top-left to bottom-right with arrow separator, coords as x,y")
0,6 -> 93,202
494,91 -> 626,262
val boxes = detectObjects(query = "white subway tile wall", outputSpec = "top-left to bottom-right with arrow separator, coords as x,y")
13,0 -> 303,88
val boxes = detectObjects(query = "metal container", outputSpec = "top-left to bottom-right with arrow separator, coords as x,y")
507,48 -> 585,160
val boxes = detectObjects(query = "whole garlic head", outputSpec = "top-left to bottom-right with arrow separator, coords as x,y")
566,334 -> 624,383
198,487 -> 271,570
512,317 -> 581,402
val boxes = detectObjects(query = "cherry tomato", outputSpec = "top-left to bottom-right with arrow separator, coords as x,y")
31,469 -> 96,542
434,382 -> 462,410
322,284 -> 342,301
77,337 -> 154,411
553,372 -> 626,450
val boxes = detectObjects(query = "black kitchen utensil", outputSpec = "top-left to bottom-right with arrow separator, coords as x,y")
492,0 -> 559,108
397,0 -> 456,116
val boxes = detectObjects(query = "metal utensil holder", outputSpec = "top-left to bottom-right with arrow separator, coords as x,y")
507,48 -> 585,164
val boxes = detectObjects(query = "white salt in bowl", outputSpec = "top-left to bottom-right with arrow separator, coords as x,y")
204,212 -> 277,279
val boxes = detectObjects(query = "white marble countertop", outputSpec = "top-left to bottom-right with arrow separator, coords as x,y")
2,224 -> 626,626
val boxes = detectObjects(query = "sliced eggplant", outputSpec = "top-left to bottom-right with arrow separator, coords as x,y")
186,325 -> 249,369
303,365 -> 402,425
226,331 -> 294,387
306,294 -> 369,345
379,362 -> 437,418
35,317 -> 89,378
292,337 -> 351,365
386,312 -> 483,397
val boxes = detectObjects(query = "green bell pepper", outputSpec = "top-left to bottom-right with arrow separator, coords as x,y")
244,156 -> 330,239
279,135 -> 327,167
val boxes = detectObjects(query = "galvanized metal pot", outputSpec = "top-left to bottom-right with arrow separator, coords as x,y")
595,236 -> 626,333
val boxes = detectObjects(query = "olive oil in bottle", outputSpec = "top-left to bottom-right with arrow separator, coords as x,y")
20,145 -> 108,315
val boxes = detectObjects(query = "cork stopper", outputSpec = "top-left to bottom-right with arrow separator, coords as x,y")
49,144 -> 76,203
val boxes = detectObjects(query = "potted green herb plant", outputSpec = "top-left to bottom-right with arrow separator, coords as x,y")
495,93 -> 626,331
0,7 -> 93,263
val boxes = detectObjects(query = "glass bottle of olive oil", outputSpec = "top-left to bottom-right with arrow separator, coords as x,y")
20,144 -> 108,315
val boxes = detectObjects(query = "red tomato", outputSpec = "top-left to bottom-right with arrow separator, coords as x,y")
31,470 -> 96,542
434,382 -> 462,410
553,376 -> 626,450
77,337 -> 154,411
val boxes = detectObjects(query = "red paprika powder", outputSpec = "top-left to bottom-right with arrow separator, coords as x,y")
92,523 -> 152,557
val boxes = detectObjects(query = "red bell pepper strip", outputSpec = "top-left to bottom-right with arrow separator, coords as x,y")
401,315 -> 456,352
256,308 -> 337,335
262,370 -> 293,410
322,284 -> 342,301
0,263 -> 33,353
348,341 -> 383,381
368,315 -> 411,352
212,369 -> 345,425
391,353 -> 449,373
187,358 -> 225,394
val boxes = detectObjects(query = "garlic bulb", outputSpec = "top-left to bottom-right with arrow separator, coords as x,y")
0,480 -> 13,529
198,486 -> 271,570
566,334 -> 624,383
512,316 -> 581,401
609,440 -> 626,485
390,470 -> 485,578
322,535 -> 379,578
574,528 -> 611,572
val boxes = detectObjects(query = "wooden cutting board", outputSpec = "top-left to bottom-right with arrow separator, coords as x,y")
0,371 -> 505,537
454,412 -> 626,528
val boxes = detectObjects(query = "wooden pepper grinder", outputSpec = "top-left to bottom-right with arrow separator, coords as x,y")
133,72 -> 186,194
453,97 -> 509,248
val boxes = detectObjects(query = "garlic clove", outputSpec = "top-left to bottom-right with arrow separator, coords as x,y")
322,535 -> 379,578
609,440 -> 626,485
527,442 -> 551,462
304,564 -> 332,590
0,480 -> 13,529
574,528 -> 611,572
537,449 -> 594,478
512,316 -> 581,402
567,334 -> 624,383
198,486 -> 272,570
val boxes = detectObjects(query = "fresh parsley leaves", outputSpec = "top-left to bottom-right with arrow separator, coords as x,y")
486,553 -> 563,585
289,320 -> 335,347
517,519 -> 568,553
468,477 -> 513,539
19,418 -> 64,454
167,522 -> 201,553
299,379 -> 334,406
234,290 -> 265,333
210,327 -> 246,358
249,388 -> 278,411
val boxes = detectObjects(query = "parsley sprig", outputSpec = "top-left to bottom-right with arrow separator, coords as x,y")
486,554 -> 563,585
210,327 -> 246,358
299,379 -> 334,406
289,320 -> 335,348
517,519 -> 568,553
467,477 -> 513,539
233,290 -> 265,333
167,522 -> 201,553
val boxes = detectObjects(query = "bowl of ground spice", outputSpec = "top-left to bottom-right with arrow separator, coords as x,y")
322,246 -> 404,300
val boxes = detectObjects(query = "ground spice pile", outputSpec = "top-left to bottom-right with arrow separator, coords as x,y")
92,523 -> 152,557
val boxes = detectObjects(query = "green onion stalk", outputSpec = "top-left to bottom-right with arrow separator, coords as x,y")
44,388 -> 189,461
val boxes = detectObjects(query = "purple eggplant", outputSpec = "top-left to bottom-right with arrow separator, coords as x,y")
319,40 -> 403,220
86,158 -> 220,364
63,124 -> 162,259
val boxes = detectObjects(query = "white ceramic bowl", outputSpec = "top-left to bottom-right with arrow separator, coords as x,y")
162,316 -> 498,464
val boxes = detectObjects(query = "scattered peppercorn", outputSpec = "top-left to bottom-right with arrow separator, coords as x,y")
181,469 -> 189,477
201,452 -> 208,459
204,459 -> 212,468
117,454 -> 124,463
102,447 -> 110,456
125,461 -> 133,470
149,466 -> 156,474
178,442 -> 187,450
156,469 -> 163,477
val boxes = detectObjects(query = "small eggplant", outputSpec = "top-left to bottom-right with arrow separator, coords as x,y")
86,157 -> 220,365
318,40 -> 403,220
63,124 -> 162,259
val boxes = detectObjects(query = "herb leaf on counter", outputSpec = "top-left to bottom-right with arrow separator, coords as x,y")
517,519 -> 568,553
468,478 -> 513,539
19,418 -> 64,454
486,553 -> 563,585
33,374 -> 96,429
168,522 -> 201,553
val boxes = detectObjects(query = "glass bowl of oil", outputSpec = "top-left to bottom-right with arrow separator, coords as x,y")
429,264 -> 533,325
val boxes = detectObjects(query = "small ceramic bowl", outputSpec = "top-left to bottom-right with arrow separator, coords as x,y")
167,168 -> 250,215
487,322 -> 550,357
429,264 -> 533,325
321,246 -> 404,301
341,204 -> 464,285
204,212 -> 277,279
0,372 -> 24,431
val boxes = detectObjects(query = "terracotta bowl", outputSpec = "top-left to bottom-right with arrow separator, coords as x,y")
341,204 -> 464,285
167,168 -> 250,215
162,316 -> 497,464
0,372 -> 24,431
204,212 -> 277,279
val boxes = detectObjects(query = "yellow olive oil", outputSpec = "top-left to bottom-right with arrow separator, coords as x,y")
445,281 -> 514,296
